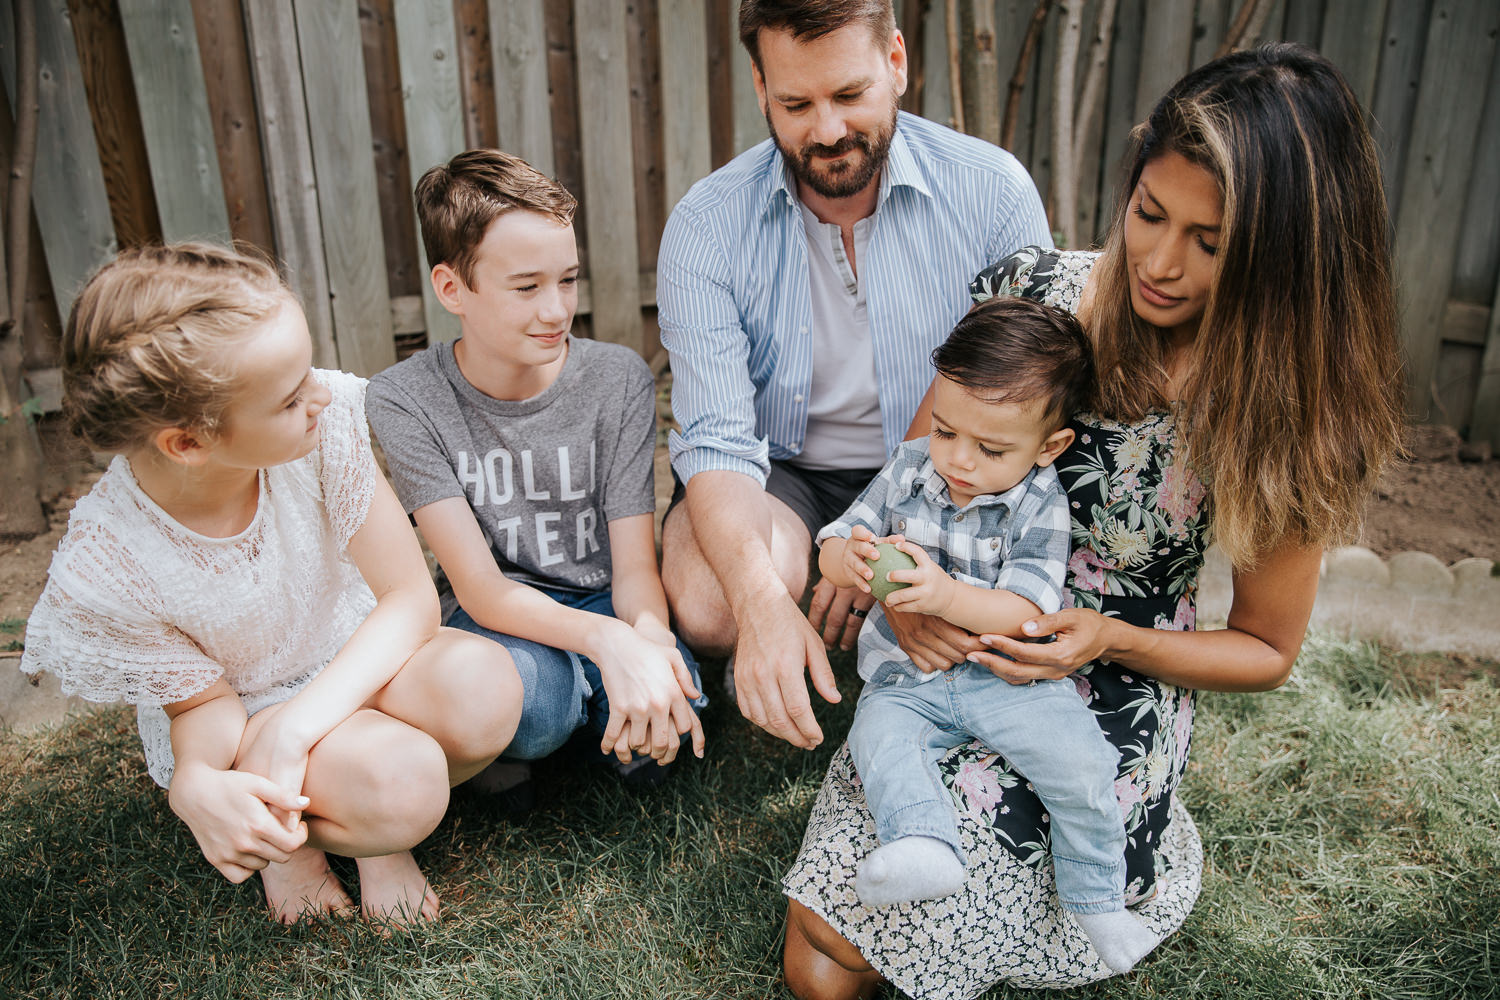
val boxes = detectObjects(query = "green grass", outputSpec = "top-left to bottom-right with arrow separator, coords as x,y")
1,637 -> 1497,999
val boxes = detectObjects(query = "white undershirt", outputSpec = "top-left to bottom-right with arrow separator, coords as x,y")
796,201 -> 887,471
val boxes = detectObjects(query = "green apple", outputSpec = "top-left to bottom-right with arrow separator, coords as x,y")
865,542 -> 917,603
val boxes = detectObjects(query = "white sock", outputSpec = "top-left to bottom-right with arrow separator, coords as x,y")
1073,909 -> 1159,973
854,836 -> 964,907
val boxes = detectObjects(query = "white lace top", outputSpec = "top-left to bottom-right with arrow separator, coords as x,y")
20,369 -> 378,787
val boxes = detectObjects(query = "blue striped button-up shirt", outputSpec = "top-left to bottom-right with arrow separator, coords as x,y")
658,112 -> 1051,486
815,438 -> 1071,682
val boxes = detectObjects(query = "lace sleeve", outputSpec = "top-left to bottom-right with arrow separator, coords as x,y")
313,369 -> 377,546
969,245 -> 1061,303
19,524 -> 223,707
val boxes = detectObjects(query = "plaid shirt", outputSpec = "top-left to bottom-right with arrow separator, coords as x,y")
816,438 -> 1070,682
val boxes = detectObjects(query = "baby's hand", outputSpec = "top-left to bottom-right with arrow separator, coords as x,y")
881,540 -> 956,617
839,525 -> 882,593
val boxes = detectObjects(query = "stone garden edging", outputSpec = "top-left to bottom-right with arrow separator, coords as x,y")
1197,545 -> 1500,659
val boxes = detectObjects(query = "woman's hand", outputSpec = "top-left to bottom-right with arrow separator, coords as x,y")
595,620 -> 705,765
968,608 -> 1117,684
884,603 -> 985,673
167,760 -> 310,883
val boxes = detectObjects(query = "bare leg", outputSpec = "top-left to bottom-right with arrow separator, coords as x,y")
784,899 -> 886,1000
367,627 -> 524,785
661,491 -> 814,656
239,630 -> 521,926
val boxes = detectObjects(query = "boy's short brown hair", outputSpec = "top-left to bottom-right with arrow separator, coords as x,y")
932,297 -> 1096,430
738,0 -> 895,70
414,149 -> 577,290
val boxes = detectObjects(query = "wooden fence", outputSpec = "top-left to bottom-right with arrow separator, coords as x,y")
1,0 -> 1498,450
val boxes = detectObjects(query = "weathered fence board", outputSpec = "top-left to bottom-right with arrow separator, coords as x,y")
1392,0 -> 1498,420
118,0 -> 230,242
1370,0 -> 1434,219
574,0 -> 643,354
0,0 -> 115,321
659,0 -> 712,212
1133,0 -> 1194,120
1319,0 -> 1389,108
244,0 -> 336,368
189,0 -> 276,252
292,0 -> 393,377
729,0 -> 762,157
455,0 -> 498,150
395,0 -> 465,345
491,0 -> 553,175
1471,265 -> 1500,446
68,0 -> 160,248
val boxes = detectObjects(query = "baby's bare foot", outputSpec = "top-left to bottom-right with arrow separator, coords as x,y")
261,846 -> 355,925
356,851 -> 440,928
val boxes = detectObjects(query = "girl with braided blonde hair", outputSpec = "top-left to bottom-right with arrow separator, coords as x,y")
23,243 -> 523,927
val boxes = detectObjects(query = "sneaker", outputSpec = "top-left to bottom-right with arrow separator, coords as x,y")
612,753 -> 674,789
464,759 -> 535,813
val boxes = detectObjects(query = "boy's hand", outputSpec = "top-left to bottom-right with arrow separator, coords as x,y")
838,525 -> 882,593
596,622 -> 705,764
881,540 -> 957,618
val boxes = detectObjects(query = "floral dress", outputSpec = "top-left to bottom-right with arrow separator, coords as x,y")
782,249 -> 1208,997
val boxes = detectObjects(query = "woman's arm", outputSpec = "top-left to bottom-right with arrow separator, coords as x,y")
973,540 -> 1323,692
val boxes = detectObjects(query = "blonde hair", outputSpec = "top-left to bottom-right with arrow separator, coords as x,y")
1088,44 -> 1403,568
63,243 -> 293,453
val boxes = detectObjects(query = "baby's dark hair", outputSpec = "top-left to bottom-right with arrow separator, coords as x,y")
932,296 -> 1095,428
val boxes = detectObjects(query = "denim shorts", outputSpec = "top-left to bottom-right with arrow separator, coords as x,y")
445,587 -> 706,761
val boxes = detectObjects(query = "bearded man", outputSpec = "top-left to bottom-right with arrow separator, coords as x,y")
657,0 -> 1050,750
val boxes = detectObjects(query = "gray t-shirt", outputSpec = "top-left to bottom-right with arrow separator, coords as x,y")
366,336 -> 657,619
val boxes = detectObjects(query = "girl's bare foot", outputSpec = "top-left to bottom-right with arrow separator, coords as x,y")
261,846 -> 355,924
356,851 -> 440,927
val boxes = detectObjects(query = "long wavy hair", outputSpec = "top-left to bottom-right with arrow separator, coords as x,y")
1086,43 -> 1404,568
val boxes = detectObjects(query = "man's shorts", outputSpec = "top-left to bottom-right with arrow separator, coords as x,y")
666,459 -> 885,539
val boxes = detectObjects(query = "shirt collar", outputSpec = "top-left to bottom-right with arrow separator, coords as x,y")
912,455 -> 1039,512
761,113 -> 932,218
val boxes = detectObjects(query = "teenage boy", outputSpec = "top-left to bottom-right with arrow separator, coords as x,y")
367,149 -> 705,789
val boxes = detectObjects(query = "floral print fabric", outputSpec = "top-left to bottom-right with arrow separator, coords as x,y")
783,248 -> 1208,997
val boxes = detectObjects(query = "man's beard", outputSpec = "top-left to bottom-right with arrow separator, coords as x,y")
767,96 -> 898,200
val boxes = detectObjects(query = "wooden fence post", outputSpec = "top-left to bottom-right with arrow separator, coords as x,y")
490,0 -> 553,175
1392,0 -> 1498,420
574,0 -> 642,354
291,0 -> 393,377
117,0 -> 231,242
658,0 -> 711,212
0,0 -> 115,323
243,0 -> 337,369
394,0 -> 464,344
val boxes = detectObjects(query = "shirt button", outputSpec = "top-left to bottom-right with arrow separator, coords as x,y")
799,326 -> 809,335
897,519 -> 906,531
794,394 -> 804,403
955,512 -> 965,522
990,538 -> 1000,549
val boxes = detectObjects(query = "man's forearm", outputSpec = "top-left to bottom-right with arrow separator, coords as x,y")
684,470 -> 790,616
